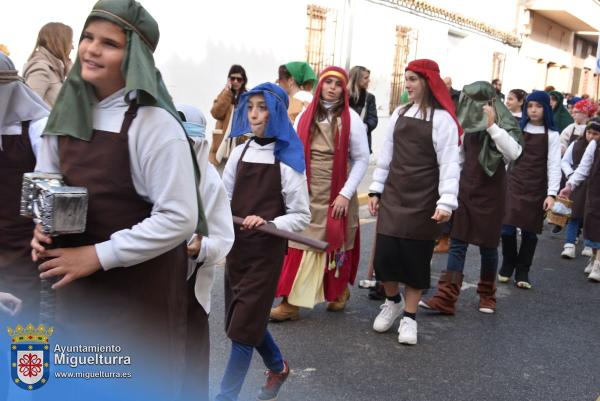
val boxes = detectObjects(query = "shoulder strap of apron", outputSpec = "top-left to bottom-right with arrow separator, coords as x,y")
21,120 -> 31,137
429,106 -> 435,121
120,100 -> 140,134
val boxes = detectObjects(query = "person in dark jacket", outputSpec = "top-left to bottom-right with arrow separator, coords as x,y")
348,66 -> 378,153
443,76 -> 461,109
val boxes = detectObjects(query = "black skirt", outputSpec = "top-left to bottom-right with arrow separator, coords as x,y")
373,234 -> 434,289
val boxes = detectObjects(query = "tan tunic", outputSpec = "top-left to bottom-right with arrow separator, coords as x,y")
290,118 -> 359,251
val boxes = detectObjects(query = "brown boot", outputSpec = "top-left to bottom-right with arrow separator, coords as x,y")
477,271 -> 496,314
326,287 -> 350,312
419,271 -> 463,315
433,234 -> 450,253
270,298 -> 300,322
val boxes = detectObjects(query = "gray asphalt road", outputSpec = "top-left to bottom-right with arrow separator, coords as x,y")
206,219 -> 600,401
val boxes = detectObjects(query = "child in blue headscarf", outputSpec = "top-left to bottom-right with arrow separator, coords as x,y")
217,83 -> 310,401
500,91 -> 562,289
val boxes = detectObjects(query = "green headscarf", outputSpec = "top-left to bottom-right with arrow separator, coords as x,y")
456,81 -> 523,176
285,62 -> 316,87
44,0 -> 207,235
549,90 -> 574,132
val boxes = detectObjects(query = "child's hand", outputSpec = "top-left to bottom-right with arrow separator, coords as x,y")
331,195 -> 350,219
368,196 -> 379,216
241,215 -> 266,230
559,185 -> 573,199
187,235 -> 203,258
543,196 -> 555,211
431,209 -> 451,224
0,292 -> 22,316
483,104 -> 496,128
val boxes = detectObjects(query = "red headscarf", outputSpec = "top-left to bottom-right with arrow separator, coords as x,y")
296,66 -> 350,252
406,59 -> 463,143
573,98 -> 598,118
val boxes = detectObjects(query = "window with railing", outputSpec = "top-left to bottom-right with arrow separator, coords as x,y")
305,4 -> 337,75
389,26 -> 412,114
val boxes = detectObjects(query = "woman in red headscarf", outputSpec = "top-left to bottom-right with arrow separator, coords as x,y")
271,66 -> 370,321
368,59 -> 461,345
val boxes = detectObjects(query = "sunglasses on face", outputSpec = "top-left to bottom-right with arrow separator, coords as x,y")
229,76 -> 244,82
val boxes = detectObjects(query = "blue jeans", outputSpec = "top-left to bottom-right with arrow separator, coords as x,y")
565,218 -> 583,245
446,238 -> 498,274
501,224 -> 538,241
216,330 -> 284,401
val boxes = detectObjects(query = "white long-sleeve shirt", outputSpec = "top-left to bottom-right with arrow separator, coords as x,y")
473,123 -> 522,163
567,139 -> 597,189
1,117 -> 47,156
35,89 -> 198,270
369,104 -> 461,213
294,108 -> 370,200
561,140 -> 590,178
559,122 -> 587,153
523,123 -> 562,196
222,138 -> 311,233
187,138 -> 234,314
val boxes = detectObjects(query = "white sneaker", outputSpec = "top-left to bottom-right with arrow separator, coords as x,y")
373,299 -> 404,333
584,258 -> 595,274
397,317 -> 417,345
582,247 -> 593,257
561,243 -> 576,259
588,261 -> 600,282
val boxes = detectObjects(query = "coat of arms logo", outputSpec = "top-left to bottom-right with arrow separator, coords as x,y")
7,324 -> 53,390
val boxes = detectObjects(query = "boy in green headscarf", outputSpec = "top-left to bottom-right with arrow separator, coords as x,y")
421,81 -> 523,315
277,61 -> 316,122
31,0 -> 206,398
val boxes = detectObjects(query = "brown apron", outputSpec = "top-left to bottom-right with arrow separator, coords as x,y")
290,118 -> 359,251
225,139 -> 287,346
570,136 -> 589,219
583,144 -> 600,242
0,122 -> 40,321
451,131 -> 506,248
378,107 -> 441,240
504,130 -> 548,234
56,103 -> 187,395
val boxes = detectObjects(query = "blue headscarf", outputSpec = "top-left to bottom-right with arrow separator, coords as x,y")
230,82 -> 305,173
519,90 -> 556,131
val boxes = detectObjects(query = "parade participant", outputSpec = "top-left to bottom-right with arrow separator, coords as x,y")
0,52 -> 49,323
443,76 -> 460,108
31,0 -> 207,397
549,90 -> 574,132
217,82 -> 310,401
23,22 -> 73,106
559,99 -> 597,154
209,64 -> 248,166
272,66 -> 369,321
560,124 -> 600,281
177,104 -> 235,401
506,89 -> 527,120
499,91 -> 561,288
348,65 -> 378,153
277,61 -> 316,123
492,78 -> 505,102
560,118 -> 600,260
419,81 -> 522,315
368,59 -> 461,344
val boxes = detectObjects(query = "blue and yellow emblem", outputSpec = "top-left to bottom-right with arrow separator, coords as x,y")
7,324 -> 53,390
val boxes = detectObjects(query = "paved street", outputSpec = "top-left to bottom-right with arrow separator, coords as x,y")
207,219 -> 600,401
